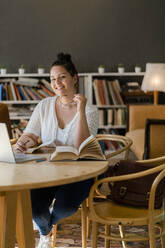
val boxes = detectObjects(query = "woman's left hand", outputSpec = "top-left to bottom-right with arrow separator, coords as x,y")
73,94 -> 87,113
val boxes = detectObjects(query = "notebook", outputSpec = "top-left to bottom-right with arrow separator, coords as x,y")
0,123 -> 46,163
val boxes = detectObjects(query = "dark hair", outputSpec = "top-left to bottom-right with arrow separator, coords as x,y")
51,52 -> 78,77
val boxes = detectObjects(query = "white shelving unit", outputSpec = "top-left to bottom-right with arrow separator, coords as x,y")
0,72 -> 145,131
90,72 -> 145,132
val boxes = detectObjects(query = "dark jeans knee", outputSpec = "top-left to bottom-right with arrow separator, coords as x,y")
51,178 -> 94,225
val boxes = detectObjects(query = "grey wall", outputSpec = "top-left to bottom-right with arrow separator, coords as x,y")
1,0 -> 165,73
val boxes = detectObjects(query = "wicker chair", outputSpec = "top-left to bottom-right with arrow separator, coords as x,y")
87,155 -> 165,248
52,134 -> 133,248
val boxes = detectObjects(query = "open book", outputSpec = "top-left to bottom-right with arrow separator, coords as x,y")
49,135 -> 106,161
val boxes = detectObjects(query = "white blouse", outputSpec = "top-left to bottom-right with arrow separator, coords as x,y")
24,96 -> 98,147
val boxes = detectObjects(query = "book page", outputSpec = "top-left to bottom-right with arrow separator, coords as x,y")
49,152 -> 78,161
49,146 -> 78,161
26,144 -> 55,154
78,135 -> 95,153
79,138 -> 106,160
55,146 -> 78,155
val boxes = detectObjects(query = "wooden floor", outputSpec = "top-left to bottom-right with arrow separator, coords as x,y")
14,210 -> 161,247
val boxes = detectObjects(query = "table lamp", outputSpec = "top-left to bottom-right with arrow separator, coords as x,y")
141,63 -> 165,105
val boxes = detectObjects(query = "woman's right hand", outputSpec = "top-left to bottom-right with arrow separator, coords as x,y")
14,135 -> 37,153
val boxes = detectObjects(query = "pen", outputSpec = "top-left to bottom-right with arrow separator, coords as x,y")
24,140 -> 30,146
36,158 -> 47,163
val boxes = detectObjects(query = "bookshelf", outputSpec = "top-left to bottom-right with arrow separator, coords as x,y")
90,72 -> 149,135
0,72 -> 149,137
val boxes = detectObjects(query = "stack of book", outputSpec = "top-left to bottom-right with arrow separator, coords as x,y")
93,79 -> 124,105
8,105 -> 35,119
0,78 -> 55,101
11,120 -> 28,139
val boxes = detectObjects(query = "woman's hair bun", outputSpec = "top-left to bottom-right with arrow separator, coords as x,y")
57,53 -> 71,63
51,52 -> 78,78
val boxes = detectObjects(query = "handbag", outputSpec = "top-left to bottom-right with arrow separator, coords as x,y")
106,160 -> 165,209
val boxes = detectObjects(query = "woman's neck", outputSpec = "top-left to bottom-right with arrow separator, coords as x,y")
57,95 -> 75,109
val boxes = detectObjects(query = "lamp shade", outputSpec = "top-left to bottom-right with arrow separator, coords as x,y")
141,63 -> 165,92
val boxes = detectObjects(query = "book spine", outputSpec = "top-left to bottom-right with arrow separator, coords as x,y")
24,87 -> 38,100
40,84 -> 55,97
2,85 -> 7,100
0,84 -> 2,101
112,80 -> 124,105
108,81 -> 118,105
40,79 -> 53,91
102,80 -> 110,105
98,80 -> 106,105
14,84 -> 21,100
93,79 -> 102,105
7,83 -> 14,100
17,85 -> 27,100
10,82 -> 17,101
107,109 -> 113,125
38,89 -> 49,98
20,85 -> 31,100
30,88 -> 42,100
32,88 -> 45,100
98,109 -> 104,126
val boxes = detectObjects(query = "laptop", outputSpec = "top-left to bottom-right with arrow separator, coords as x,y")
0,123 -> 46,163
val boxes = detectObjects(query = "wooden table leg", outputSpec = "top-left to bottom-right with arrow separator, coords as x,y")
0,191 -> 17,248
16,190 -> 35,248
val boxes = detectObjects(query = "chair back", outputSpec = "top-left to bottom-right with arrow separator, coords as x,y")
96,134 -> 132,160
88,156 -> 165,224
128,104 -> 165,131
0,103 -> 12,139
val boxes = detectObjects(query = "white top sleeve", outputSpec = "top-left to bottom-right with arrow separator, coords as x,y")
24,103 -> 41,137
85,105 -> 98,137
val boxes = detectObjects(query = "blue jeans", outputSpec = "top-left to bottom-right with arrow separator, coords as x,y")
30,178 -> 94,235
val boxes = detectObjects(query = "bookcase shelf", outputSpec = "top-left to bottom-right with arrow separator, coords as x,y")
98,125 -> 126,129
97,105 -> 126,108
10,116 -> 31,120
0,72 -> 147,138
90,72 -> 145,76
2,100 -> 39,104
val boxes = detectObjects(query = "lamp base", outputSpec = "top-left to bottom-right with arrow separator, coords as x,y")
154,91 -> 158,105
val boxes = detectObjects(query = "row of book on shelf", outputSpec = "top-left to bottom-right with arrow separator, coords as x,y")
98,129 -> 124,152
98,108 -> 126,126
11,120 -> 28,139
8,105 -> 35,119
0,78 -> 54,101
93,79 -> 124,105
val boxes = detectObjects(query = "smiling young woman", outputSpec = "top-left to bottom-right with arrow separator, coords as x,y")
14,52 -> 99,248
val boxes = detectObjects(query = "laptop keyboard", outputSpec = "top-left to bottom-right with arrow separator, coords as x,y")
15,153 -> 46,163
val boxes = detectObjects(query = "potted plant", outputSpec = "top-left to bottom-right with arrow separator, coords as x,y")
98,65 -> 105,74
0,66 -> 7,75
135,64 -> 141,73
118,64 -> 125,73
38,65 -> 45,74
18,65 -> 25,74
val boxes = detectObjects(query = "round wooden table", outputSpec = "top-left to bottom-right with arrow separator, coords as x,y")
0,160 -> 108,248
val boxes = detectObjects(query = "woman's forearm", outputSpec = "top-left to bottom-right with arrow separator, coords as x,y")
74,112 -> 90,149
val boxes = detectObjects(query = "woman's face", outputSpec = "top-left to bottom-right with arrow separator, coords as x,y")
50,65 -> 77,98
